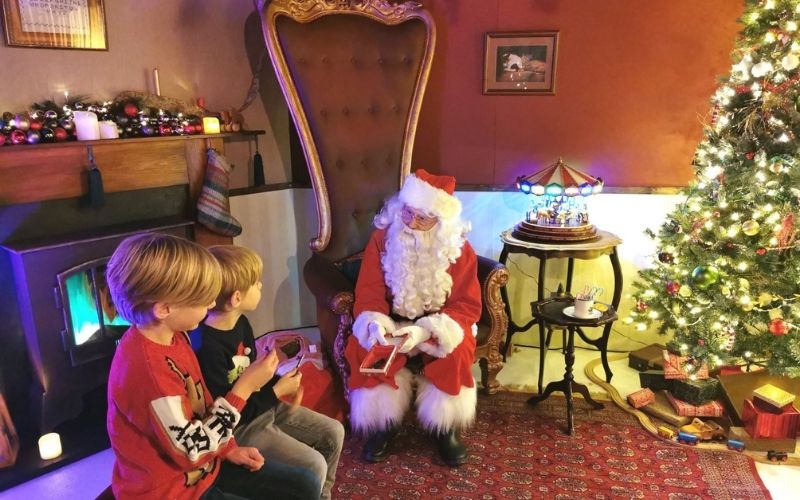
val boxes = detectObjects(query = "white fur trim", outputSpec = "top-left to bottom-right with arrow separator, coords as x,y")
352,311 -> 397,350
349,368 -> 414,435
399,174 -> 462,219
415,376 -> 477,433
414,313 -> 464,358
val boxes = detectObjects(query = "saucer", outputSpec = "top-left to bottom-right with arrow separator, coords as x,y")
562,305 -> 602,320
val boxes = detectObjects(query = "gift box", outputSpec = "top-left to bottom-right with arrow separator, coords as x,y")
752,383 -> 796,413
662,351 -> 709,380
627,388 -> 655,409
671,377 -> 721,406
742,398 -> 800,439
628,343 -> 667,372
359,343 -> 399,375
639,370 -> 673,392
665,391 -> 725,417
728,426 -> 797,453
640,391 -> 691,427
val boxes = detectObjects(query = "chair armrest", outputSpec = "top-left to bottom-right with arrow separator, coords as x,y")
303,253 -> 355,315
476,255 -> 509,334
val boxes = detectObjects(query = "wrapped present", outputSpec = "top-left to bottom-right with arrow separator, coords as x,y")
671,377 -> 721,406
628,343 -> 667,371
742,398 -> 800,439
665,391 -> 725,417
640,391 -> 691,427
627,388 -> 655,408
753,383 -> 796,413
662,351 -> 709,380
728,426 -> 797,453
639,370 -> 673,392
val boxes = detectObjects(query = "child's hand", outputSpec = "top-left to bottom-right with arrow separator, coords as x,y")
273,369 -> 302,399
232,350 -> 278,400
226,446 -> 264,471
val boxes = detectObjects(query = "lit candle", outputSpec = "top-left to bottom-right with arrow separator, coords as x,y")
73,111 -> 100,141
38,433 -> 62,460
98,120 -> 119,139
202,116 -> 220,134
153,68 -> 161,96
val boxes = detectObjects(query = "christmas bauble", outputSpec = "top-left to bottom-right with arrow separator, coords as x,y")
635,299 -> 648,313
13,115 -> 30,131
25,130 -> 40,145
28,119 -> 43,131
2,112 -> 13,122
183,124 -> 195,134
769,318 -> 790,336
40,128 -> 55,143
44,110 -> 58,120
116,115 -> 130,126
53,127 -> 68,141
691,265 -> 720,289
46,120 -> 58,129
666,280 -> 681,296
159,124 -> 172,136
657,252 -> 674,264
141,125 -> 155,136
124,103 -> 139,117
742,220 -> 760,236
59,118 -> 74,131
745,152 -> 756,160
9,129 -> 26,145
0,132 -> 5,145
756,247 -> 767,256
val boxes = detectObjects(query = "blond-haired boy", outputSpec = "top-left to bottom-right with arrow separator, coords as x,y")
106,233 -> 303,499
196,245 -> 344,500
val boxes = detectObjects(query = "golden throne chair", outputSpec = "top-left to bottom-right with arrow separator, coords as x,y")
262,0 -> 508,400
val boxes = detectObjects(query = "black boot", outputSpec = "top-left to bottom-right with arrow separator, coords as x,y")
436,428 -> 467,466
362,427 -> 397,463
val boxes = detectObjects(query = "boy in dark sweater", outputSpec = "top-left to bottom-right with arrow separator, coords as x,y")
196,245 -> 344,500
105,233 -> 310,499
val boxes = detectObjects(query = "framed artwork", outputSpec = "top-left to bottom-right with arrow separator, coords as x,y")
1,0 -> 107,50
483,31 -> 558,95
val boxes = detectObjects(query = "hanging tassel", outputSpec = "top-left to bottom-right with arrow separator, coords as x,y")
253,137 -> 265,186
83,146 -> 105,208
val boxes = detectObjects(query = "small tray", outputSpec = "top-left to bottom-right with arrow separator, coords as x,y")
562,305 -> 602,319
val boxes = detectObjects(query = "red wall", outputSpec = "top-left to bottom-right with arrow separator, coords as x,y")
412,0 -> 744,188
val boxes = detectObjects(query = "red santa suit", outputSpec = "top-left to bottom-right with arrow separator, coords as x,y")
344,170 -> 481,436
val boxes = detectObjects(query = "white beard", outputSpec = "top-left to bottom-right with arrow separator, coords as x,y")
381,220 -> 463,319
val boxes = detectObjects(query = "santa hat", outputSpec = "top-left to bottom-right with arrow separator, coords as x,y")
398,169 -> 462,219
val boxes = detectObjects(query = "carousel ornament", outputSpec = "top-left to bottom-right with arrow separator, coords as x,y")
513,158 -> 603,242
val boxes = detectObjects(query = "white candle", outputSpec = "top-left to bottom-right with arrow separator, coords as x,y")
153,68 -> 161,96
73,111 -> 100,141
38,433 -> 62,460
99,120 -> 119,139
202,116 -> 220,134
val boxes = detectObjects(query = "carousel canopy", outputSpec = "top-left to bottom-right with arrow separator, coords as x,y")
516,158 -> 603,196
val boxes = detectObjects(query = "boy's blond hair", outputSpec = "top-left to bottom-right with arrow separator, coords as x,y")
208,245 -> 263,311
106,233 -> 221,325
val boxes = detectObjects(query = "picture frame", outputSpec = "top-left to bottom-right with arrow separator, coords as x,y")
483,30 -> 558,95
1,0 -> 107,50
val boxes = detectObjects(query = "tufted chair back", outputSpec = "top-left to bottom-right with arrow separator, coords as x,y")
262,0 -> 435,263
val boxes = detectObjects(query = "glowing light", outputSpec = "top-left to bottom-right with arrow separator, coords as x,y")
636,323 -> 647,331
677,318 -> 687,326
737,262 -> 748,271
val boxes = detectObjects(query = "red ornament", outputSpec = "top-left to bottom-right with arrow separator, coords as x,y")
183,124 -> 195,134
123,103 -> 139,117
9,129 -> 26,145
53,127 -> 68,141
28,119 -> 43,131
666,280 -> 681,296
745,152 -> 755,160
0,132 -> 5,145
158,124 -> 172,136
698,339 -> 705,347
769,318 -> 790,336
635,300 -> 648,313
756,247 -> 767,256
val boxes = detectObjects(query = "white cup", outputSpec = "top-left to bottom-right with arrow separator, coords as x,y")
574,297 -> 594,318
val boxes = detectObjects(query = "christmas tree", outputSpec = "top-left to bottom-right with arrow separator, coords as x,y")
629,0 -> 800,377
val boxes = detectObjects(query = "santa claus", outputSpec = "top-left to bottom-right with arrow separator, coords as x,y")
344,169 -> 481,466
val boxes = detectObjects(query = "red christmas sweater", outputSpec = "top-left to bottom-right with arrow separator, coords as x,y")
107,327 -> 245,499
345,228 -> 481,395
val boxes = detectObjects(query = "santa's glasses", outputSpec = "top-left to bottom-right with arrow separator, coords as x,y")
401,205 -> 438,231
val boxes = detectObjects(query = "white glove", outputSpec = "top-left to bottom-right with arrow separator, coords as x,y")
393,326 -> 431,353
367,321 -> 390,348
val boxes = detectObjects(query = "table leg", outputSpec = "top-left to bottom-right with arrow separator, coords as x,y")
565,326 -> 575,435
537,257 -> 548,393
566,257 -> 574,296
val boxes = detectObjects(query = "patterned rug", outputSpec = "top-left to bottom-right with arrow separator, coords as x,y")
333,391 -> 770,499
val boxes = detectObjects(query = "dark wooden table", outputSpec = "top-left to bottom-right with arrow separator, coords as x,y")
499,229 -> 623,393
527,298 -> 618,435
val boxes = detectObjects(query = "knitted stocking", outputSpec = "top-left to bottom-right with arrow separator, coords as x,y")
197,149 -> 243,237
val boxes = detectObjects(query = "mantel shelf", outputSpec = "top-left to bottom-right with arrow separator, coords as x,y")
0,130 -> 265,153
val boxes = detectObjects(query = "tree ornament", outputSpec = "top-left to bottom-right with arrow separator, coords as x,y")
756,247 -> 767,256
28,119 -> 42,131
691,265 -> 720,289
742,220 -> 760,236
9,129 -> 26,145
678,285 -> 692,298
745,151 -> 756,160
123,103 -> 139,117
769,318 -> 790,336
635,299 -> 649,312
13,115 -> 30,131
53,127 -> 68,141
782,54 -> 800,71
0,131 -> 5,145
25,130 -> 40,145
666,280 -> 681,296
668,219 -> 683,233
43,110 -> 58,120
657,251 -> 674,264
39,128 -> 55,143
721,326 -> 736,351
757,292 -> 774,307
59,118 -> 73,131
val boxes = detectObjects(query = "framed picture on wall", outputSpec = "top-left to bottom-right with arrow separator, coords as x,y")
1,0 -> 107,50
483,31 -> 558,95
